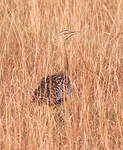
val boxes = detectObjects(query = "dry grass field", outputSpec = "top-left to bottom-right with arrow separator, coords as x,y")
0,0 -> 123,149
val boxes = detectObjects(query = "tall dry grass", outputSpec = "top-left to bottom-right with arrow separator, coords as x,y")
0,0 -> 123,149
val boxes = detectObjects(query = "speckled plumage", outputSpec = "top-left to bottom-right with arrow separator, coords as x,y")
32,73 -> 71,106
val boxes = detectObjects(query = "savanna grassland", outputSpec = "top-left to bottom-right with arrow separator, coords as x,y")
0,0 -> 123,150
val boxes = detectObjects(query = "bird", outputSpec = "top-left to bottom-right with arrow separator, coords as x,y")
32,30 -> 77,106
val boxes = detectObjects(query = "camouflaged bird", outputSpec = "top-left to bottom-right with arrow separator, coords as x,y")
32,30 -> 77,106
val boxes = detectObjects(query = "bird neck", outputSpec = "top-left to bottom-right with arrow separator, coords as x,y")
64,42 -> 69,75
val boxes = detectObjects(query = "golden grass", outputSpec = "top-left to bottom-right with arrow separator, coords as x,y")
0,0 -> 123,149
